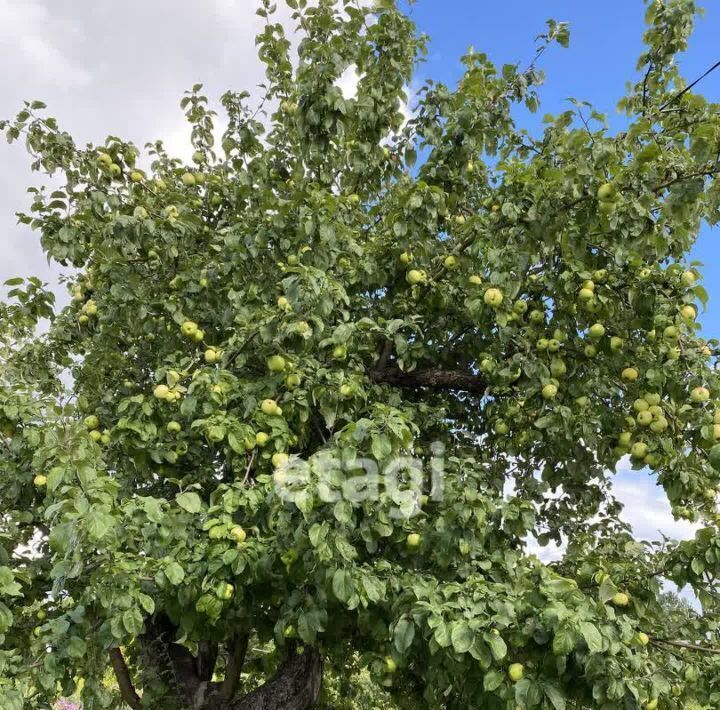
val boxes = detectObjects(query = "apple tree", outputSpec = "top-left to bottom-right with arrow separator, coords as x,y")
2,0 -> 720,708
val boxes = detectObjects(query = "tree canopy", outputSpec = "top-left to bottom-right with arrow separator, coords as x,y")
2,0 -> 720,708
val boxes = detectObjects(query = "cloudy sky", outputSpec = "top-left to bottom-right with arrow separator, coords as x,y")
1,0 -> 718,562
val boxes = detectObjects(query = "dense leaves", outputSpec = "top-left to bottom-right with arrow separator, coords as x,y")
1,0 -> 720,708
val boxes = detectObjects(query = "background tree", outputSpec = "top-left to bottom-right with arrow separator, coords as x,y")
2,0 -> 720,708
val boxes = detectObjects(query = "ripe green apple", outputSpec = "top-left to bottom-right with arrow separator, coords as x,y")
97,152 -> 113,167
33,474 -> 47,488
577,287 -> 594,302
583,344 -> 597,358
443,255 -> 458,269
612,592 -> 630,607
130,171 -> 143,183
494,420 -> 509,435
229,526 -> 247,543
644,392 -> 661,406
621,367 -> 639,383
109,163 -> 122,177
550,358 -> 567,377
255,432 -> 269,447
690,386 -> 710,403
261,399 -> 280,416
332,345 -> 348,361
618,432 -> 633,447
649,417 -> 668,433
286,373 -> 302,390
181,172 -> 196,187
592,269 -> 608,282
680,305 -> 696,321
513,300 -> 528,315
529,309 -> 544,324
89,430 -> 103,442
631,442 -> 648,459
637,411 -> 653,426
154,384 -> 170,400
272,452 -> 289,469
483,288 -> 503,308
84,415 -> 100,430
204,348 -> 220,364
645,700 -> 658,710
597,182 -> 618,202
406,269 -> 426,285
399,251 -> 413,265
192,150 -> 204,164
663,325 -> 680,341
268,355 -> 287,372
542,384 -> 558,400
406,533 -> 421,548
36,609 -> 47,621
576,396 -> 590,408
340,383 -> 353,398
218,583 -> 234,601
547,339 -> 561,353
610,336 -> 624,352
277,296 -> 290,310
384,656 -> 397,673
536,338 -> 549,351
181,321 -> 198,338
155,178 -> 167,191
681,270 -> 696,287
167,421 -> 182,434
589,323 -> 605,339
479,358 -> 494,373
508,663 -> 524,682
193,329 -> 205,343
207,426 -> 225,443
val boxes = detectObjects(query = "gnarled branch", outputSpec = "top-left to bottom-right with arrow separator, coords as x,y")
109,648 -> 142,710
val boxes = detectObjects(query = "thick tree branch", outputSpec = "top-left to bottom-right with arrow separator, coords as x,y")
221,634 -> 249,700
373,366 -> 488,394
230,646 -> 323,710
197,641 -> 219,682
109,648 -> 142,710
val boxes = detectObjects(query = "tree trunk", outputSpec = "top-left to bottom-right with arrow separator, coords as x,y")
200,646 -> 322,710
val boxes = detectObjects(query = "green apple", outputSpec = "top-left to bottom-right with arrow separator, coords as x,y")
444,255 -> 458,269
589,323 -> 605,339
494,420 -> 509,435
399,251 -> 413,265
89,430 -> 103,442
584,344 -> 597,358
592,269 -> 608,282
261,399 -> 280,416
268,355 -> 287,372
97,152 -> 113,167
597,182 -> 618,202
193,329 -> 205,343
340,383 -> 353,398
637,411 -> 653,426
192,150 -> 204,164
406,533 -> 421,548
272,452 -> 289,469
84,415 -> 100,430
154,384 -> 170,400
645,700 -> 658,710
33,474 -> 47,488
207,426 -> 225,443
690,386 -> 710,403
547,339 -> 561,353
109,163 -> 122,177
229,526 -> 247,543
631,442 -> 648,459
513,300 -> 528,315
644,392 -> 661,406
663,325 -> 680,340
155,178 -> 167,191
181,172 -> 196,187
542,384 -> 558,400
621,367 -> 639,383
36,609 -> 47,621
181,321 -> 198,338
649,417 -> 668,433
681,270 -> 696,287
508,663 -> 524,682
332,345 -> 348,361
536,338 -> 549,351
205,348 -> 220,364
550,358 -> 567,377
255,432 -> 269,447
406,269 -> 426,285
286,373 -> 302,390
612,591 -> 630,607
680,305 -> 696,321
218,583 -> 234,601
529,310 -> 545,324
130,171 -> 143,183
277,296 -> 290,310
384,656 -> 397,673
484,288 -> 503,308
577,287 -> 594,302
610,336 -> 624,351
167,421 -> 182,434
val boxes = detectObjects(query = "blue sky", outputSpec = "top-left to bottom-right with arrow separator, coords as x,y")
406,0 -> 719,344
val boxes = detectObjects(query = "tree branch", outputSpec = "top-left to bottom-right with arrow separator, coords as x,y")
221,634 -> 249,700
373,366 -> 488,395
659,58 -> 720,111
109,648 -> 142,710
651,637 -> 720,654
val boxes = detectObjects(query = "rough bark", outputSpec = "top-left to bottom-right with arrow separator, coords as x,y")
109,648 -> 142,710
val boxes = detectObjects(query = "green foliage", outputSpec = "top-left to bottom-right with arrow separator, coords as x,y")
1,0 -> 720,708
